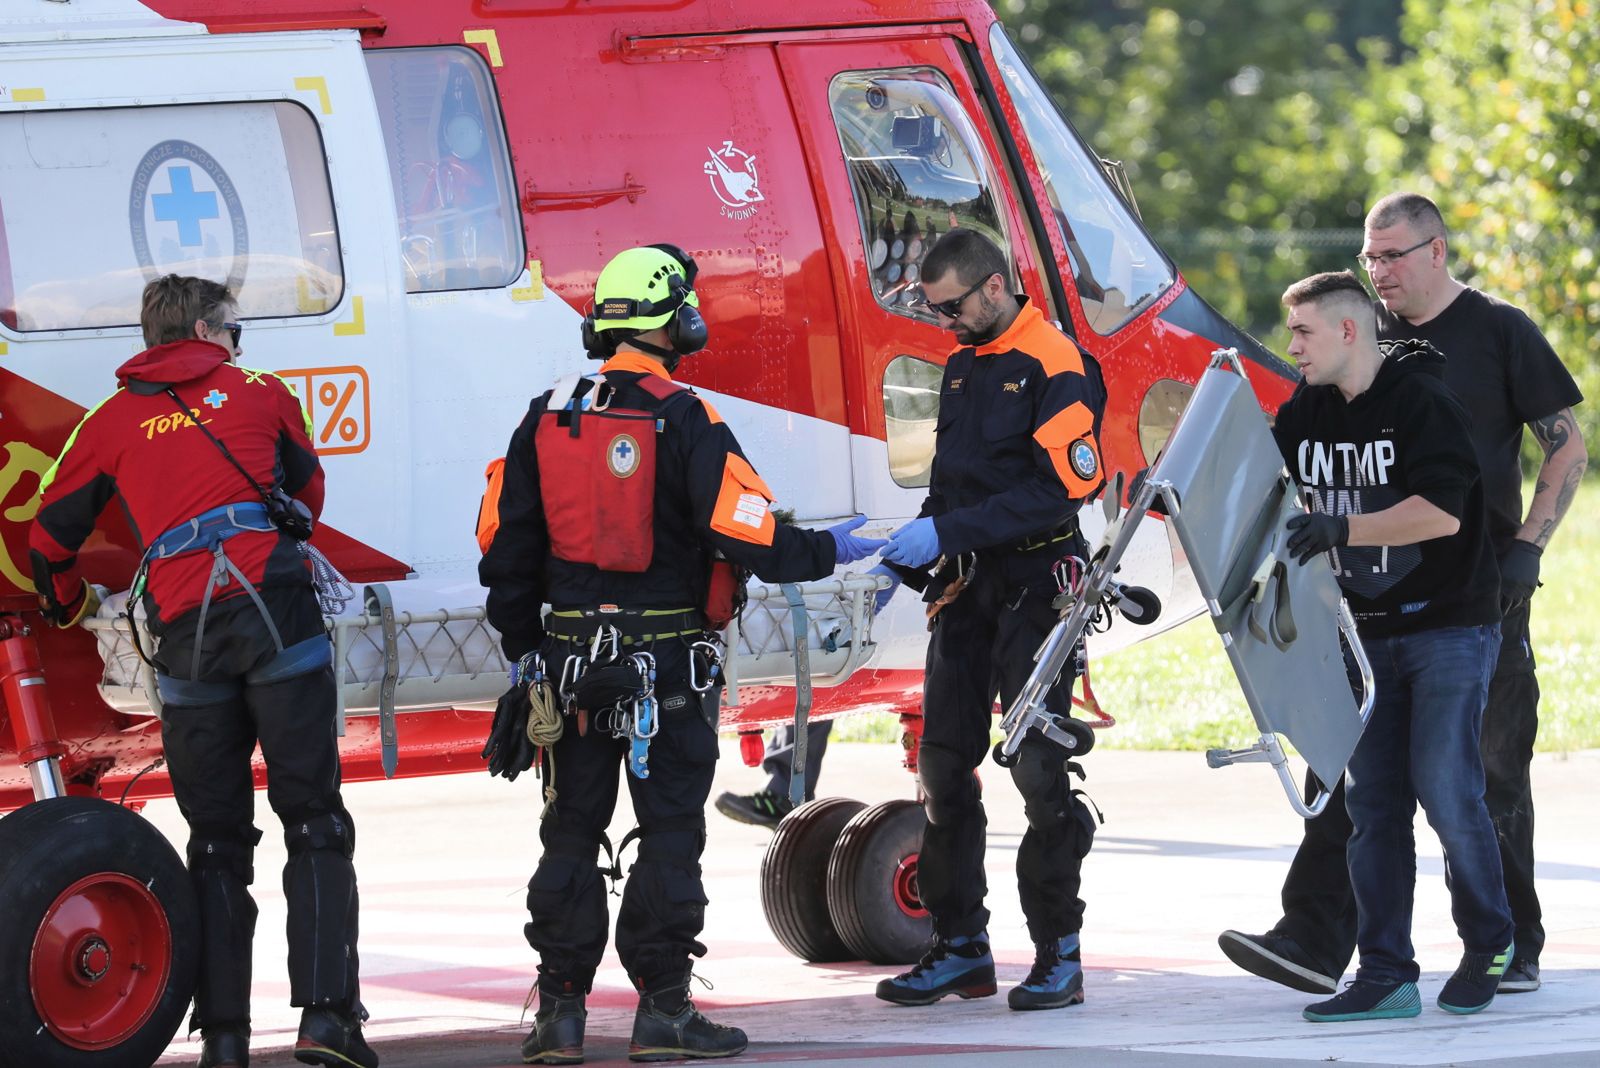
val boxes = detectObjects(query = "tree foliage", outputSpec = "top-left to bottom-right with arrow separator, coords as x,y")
1367,0 -> 1600,445
994,0 -> 1598,446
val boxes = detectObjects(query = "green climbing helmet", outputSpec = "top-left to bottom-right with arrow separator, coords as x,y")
590,244 -> 700,333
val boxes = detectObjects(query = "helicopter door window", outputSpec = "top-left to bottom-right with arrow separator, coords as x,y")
988,26 -> 1174,335
882,354 -> 943,488
364,47 -> 524,293
0,102 -> 341,332
829,69 -> 1015,324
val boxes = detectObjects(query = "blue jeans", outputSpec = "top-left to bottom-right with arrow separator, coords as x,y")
1347,623 -> 1514,984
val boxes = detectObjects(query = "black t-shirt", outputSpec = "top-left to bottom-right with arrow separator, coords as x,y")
1272,343 -> 1500,638
1374,288 -> 1583,557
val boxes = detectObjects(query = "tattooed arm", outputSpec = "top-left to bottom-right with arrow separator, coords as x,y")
1520,407 -> 1588,549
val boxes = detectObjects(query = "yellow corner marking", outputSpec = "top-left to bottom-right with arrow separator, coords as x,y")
0,340 -> 7,355
463,29 -> 503,68
294,76 -> 332,115
333,296 -> 366,337
12,88 -> 45,102
511,259 -> 545,303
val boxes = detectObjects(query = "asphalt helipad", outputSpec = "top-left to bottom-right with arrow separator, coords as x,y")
151,741 -> 1600,1067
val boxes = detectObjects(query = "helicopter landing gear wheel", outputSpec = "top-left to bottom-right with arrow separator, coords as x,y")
760,798 -> 866,962
826,799 -> 934,965
0,797 -> 198,1068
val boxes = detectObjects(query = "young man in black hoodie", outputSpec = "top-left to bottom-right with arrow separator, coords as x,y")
1270,271 -> 1513,1022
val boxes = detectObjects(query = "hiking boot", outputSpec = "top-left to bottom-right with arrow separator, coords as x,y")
713,790 -> 793,829
1498,958 -> 1540,993
628,978 -> 747,1061
875,933 -> 997,1006
197,1027 -> 250,1068
1218,929 -> 1339,994
1008,934 -> 1085,1010
294,1007 -> 379,1068
1303,980 -> 1421,1022
522,983 -> 587,1064
1438,942 -> 1513,1015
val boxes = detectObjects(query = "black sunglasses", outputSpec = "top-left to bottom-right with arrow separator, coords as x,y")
917,273 -> 996,319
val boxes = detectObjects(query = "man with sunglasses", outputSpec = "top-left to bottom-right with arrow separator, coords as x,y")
29,275 -> 377,1068
1221,192 -> 1586,1001
873,228 -> 1107,1012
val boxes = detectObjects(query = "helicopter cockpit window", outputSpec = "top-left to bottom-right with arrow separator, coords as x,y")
0,102 -> 341,332
829,70 -> 1013,324
364,47 -> 523,293
989,27 -> 1174,335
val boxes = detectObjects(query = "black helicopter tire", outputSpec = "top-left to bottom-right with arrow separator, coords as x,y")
825,799 -> 935,965
760,797 -> 867,962
0,796 -> 199,1068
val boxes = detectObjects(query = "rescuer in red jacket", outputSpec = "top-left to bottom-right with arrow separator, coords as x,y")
479,244 -> 883,1063
28,275 -> 377,1068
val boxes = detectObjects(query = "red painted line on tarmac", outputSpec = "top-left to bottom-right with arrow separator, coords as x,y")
739,1043 -> 1055,1062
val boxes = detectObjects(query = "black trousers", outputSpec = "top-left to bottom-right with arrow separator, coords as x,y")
524,638 -> 721,990
1274,599 -> 1543,971
155,590 -> 360,1026
916,545 -> 1095,944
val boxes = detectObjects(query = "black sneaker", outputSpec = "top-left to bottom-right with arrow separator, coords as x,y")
1303,979 -> 1421,1022
1498,958 -> 1540,993
713,790 -> 793,829
629,980 -> 747,1061
523,983 -> 586,1064
197,1027 -> 250,1068
1438,942 -> 1513,1015
294,1007 -> 379,1068
1218,930 -> 1339,994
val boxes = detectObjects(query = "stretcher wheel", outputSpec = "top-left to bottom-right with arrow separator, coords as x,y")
991,742 -> 1017,768
0,797 -> 199,1068
826,799 -> 934,965
760,798 -> 866,962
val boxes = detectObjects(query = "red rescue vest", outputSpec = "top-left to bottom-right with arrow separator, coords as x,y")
534,374 -> 686,573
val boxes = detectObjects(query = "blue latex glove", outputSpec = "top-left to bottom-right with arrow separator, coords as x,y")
868,564 -> 901,614
881,516 -> 941,568
826,515 -> 888,565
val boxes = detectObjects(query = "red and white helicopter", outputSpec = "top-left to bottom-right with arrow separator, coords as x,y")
0,1 -> 1294,1062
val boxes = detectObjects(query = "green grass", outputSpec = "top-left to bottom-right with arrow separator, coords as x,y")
832,481 -> 1599,752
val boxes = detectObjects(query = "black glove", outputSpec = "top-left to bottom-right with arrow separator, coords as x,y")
1498,539 -> 1543,614
1286,512 -> 1349,566
482,683 -> 536,781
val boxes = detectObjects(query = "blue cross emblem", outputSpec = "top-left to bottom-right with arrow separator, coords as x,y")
203,389 -> 228,409
615,440 -> 633,464
152,167 -> 219,247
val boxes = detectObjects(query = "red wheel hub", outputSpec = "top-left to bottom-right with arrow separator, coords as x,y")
31,872 -> 172,1050
891,853 -> 929,919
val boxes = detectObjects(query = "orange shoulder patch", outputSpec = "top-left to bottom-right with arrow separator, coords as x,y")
1034,401 -> 1102,497
710,453 -> 776,546
1024,321 -> 1087,378
476,457 -> 505,554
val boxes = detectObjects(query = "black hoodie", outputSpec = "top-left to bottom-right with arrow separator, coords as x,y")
1271,340 -> 1500,637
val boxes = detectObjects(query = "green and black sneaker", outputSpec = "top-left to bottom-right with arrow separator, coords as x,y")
713,790 -> 793,829
1303,980 -> 1421,1022
1439,942 -> 1514,1015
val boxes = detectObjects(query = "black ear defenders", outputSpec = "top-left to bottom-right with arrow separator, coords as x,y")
580,244 -> 709,360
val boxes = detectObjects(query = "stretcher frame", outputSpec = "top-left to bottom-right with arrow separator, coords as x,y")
998,349 -> 1375,818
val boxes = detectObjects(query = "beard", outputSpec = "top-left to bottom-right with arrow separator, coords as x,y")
952,294 -> 1005,345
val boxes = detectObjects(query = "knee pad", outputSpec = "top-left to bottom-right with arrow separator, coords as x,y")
1010,744 -> 1071,832
188,824 -> 264,883
918,744 -> 979,827
284,808 -> 355,859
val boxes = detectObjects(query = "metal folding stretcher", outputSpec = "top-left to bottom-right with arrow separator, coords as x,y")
998,349 -> 1374,817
